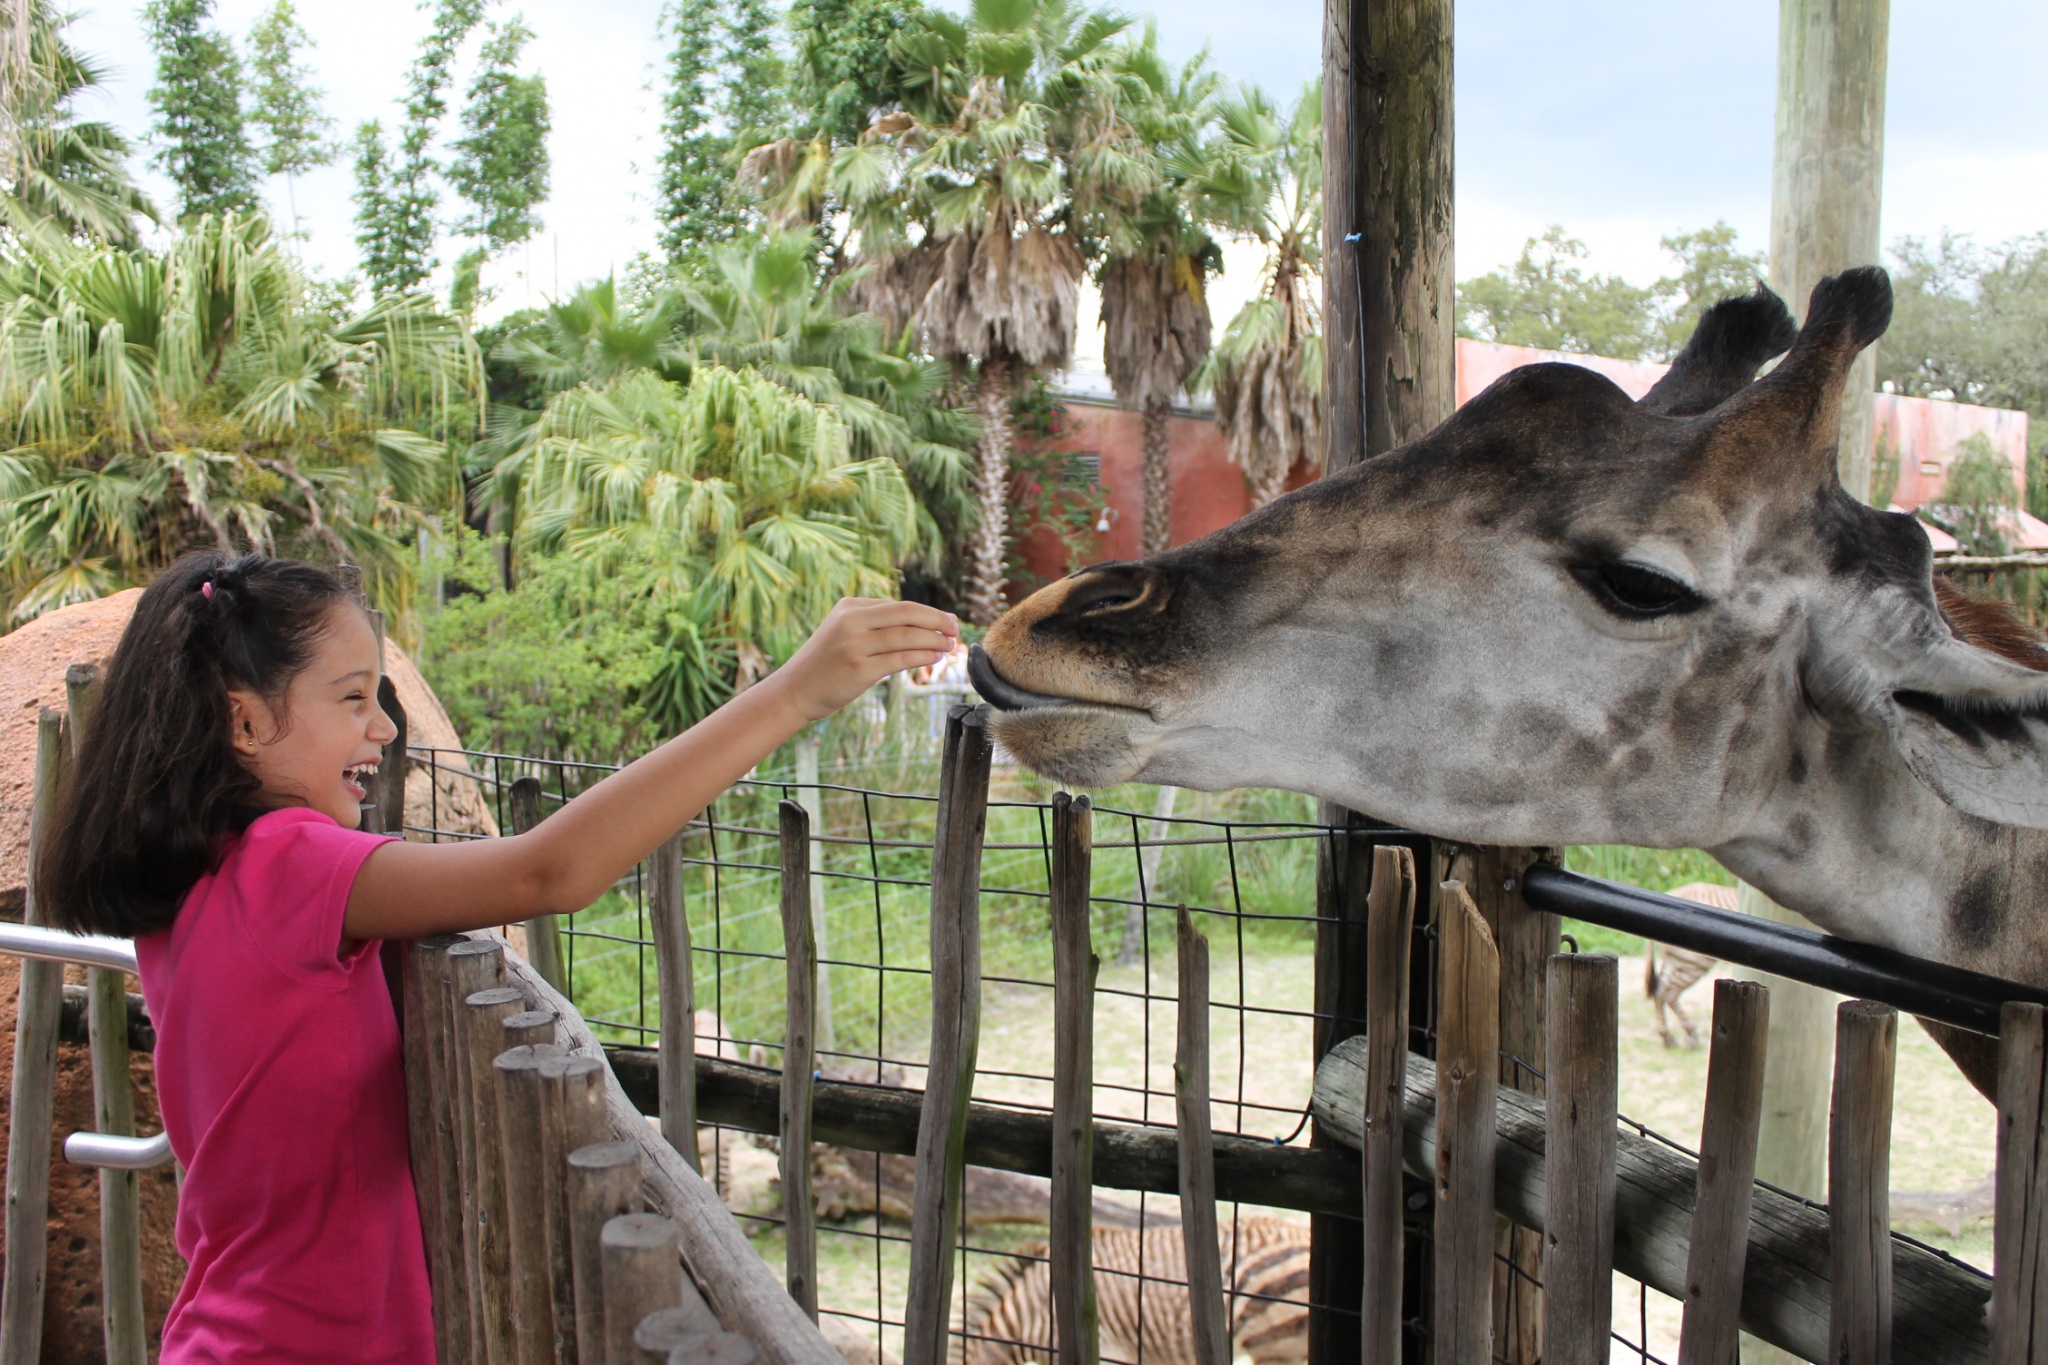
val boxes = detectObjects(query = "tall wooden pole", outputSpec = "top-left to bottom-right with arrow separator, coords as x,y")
1322,0 -> 1455,477
1744,5 -> 1889,1361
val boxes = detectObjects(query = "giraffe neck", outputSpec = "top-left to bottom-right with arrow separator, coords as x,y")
1708,724 -> 2048,986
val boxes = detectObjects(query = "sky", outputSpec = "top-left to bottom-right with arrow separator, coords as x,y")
58,0 -> 2048,345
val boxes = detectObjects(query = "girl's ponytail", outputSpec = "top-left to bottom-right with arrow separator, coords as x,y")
36,552 -> 356,937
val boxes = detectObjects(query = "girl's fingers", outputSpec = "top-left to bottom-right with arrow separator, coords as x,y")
872,649 -> 950,677
864,625 -> 959,656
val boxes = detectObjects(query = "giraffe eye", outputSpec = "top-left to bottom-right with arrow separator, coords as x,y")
1572,562 -> 1704,620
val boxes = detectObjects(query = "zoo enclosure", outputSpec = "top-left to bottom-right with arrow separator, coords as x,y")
405,704 -> 2030,1365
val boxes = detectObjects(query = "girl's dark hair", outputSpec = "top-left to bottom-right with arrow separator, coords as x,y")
36,552 -> 358,937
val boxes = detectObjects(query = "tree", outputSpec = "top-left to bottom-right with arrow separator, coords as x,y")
843,0 -> 1136,624
1878,232 -> 2048,513
351,0 -> 486,295
498,365 -> 920,666
0,213 -> 480,621
1457,226 -> 1660,359
786,0 -> 925,145
1655,222 -> 1766,355
0,0 -> 157,246
1096,27 -> 1220,554
1196,81 -> 1322,508
143,0 -> 260,221
656,0 -> 734,265
245,0 -> 336,234
447,18 -> 551,309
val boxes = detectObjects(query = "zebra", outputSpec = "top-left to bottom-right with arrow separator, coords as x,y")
1645,882 -> 1734,1048
959,1216 -> 1309,1365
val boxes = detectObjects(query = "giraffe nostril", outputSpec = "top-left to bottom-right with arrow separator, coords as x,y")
1061,566 -> 1164,617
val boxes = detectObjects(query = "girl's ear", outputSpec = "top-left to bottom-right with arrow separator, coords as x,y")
226,690 -> 266,754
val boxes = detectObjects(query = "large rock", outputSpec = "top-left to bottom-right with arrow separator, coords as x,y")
0,590 -> 501,1361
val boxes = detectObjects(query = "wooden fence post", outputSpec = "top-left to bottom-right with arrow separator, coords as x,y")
447,940 -> 506,1361
402,934 -> 470,1364
1542,953 -> 1617,1365
903,705 -> 994,1365
506,1008 -> 560,1050
465,985 -> 527,1362
779,799 -> 819,1319
649,831 -> 696,1173
1831,1000 -> 1897,1365
1995,1001 -> 2048,1364
498,1043 -> 562,1365
568,1141 -> 644,1365
633,1306 -> 755,1364
1361,844 -> 1417,1365
1176,906 -> 1229,1365
1050,791 -> 1100,1365
601,1213 -> 685,1365
1309,809 -> 1374,1365
1435,881 -> 1500,1365
62,664 -> 145,1365
1,709 -> 70,1365
511,776 -> 567,990
1680,979 -> 1771,1365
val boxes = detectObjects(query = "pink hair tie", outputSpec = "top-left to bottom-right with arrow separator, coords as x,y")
200,580 -> 214,600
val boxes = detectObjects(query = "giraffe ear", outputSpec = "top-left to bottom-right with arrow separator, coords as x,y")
1636,285 -> 1796,417
1875,641 -> 2048,829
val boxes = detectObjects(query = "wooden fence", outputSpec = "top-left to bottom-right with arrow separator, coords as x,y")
11,686 -> 2040,1364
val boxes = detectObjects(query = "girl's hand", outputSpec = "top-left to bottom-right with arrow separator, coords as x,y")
768,598 -> 960,722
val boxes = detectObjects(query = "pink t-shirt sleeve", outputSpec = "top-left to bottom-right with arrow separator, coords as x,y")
229,808 -> 396,977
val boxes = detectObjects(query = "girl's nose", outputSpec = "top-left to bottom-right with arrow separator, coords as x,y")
369,698 -> 399,746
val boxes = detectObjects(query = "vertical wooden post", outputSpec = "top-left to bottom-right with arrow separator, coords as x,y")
505,1008 -> 561,1049
778,799 -> 819,1319
403,934 -> 471,1364
498,1044 -> 561,1365
1434,881 -> 1499,1365
511,777 -> 567,990
1049,792 -> 1100,1365
1176,907 -> 1229,1365
1680,980 -> 1771,1365
1541,953 -> 1617,1365
61,664 -> 143,1365
448,939 -> 506,1361
648,830 -> 697,1172
1994,1001 -> 2048,1365
375,674 -> 408,835
1308,810 -> 1373,1364
1360,844 -> 1416,1365
1830,1001 -> 1896,1365
1322,0 -> 1456,477
792,727 -> 836,1056
600,1213 -> 685,1365
538,1051 -> 601,1365
568,1141 -> 644,1365
903,705 -> 994,1365
465,984 -> 527,1363
1770,0 -> 1891,501
1,709 -> 69,1365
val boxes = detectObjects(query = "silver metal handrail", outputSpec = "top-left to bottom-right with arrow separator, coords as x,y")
1,922 -> 175,1170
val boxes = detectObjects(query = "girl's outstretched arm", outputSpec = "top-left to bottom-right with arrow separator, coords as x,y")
342,598 -> 957,941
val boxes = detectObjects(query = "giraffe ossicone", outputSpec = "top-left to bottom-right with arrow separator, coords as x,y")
973,266 -> 2048,1098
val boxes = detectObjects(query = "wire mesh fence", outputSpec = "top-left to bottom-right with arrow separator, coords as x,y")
400,730 -> 1986,1364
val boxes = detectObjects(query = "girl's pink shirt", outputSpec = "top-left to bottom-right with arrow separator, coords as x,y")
135,806 -> 435,1364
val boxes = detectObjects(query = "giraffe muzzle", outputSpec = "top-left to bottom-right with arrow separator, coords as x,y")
968,645 -> 1072,713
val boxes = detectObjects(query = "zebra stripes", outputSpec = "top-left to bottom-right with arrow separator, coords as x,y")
960,1216 -> 1310,1365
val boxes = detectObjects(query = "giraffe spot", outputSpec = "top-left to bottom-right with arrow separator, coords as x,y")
1948,867 -> 2006,955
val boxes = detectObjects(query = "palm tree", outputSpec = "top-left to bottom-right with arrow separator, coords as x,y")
840,0 -> 1145,625
0,0 -> 158,246
504,364 -> 920,656
0,212 -> 478,621
1095,28 -> 1222,554
1196,81 -> 1322,509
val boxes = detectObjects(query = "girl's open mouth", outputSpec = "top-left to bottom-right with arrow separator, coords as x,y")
344,764 -> 378,800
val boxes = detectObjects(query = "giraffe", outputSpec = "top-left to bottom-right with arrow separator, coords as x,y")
969,266 -> 2048,1098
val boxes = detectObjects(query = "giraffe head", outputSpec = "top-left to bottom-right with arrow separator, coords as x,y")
973,268 -> 2048,858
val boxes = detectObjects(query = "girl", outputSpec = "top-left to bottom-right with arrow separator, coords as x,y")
38,551 -> 957,1363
